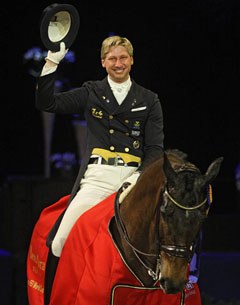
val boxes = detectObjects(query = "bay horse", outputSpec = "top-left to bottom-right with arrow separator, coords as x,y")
27,149 -> 223,305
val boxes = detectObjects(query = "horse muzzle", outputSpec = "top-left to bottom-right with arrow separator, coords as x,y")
159,275 -> 186,294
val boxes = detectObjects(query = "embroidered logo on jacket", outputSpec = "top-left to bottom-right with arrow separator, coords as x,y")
132,130 -> 140,136
133,121 -> 140,129
131,121 -> 141,136
92,108 -> 103,119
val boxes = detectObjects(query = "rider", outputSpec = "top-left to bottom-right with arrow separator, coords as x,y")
36,35 -> 165,258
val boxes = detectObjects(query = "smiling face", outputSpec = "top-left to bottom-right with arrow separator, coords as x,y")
101,45 -> 133,83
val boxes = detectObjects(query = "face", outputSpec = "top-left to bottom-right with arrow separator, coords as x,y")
101,46 -> 133,83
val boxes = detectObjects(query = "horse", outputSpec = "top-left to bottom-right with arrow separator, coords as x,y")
27,149 -> 223,305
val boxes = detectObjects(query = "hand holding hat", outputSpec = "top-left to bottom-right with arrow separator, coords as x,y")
45,42 -> 68,64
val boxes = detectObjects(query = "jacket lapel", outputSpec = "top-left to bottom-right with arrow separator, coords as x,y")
94,78 -> 143,114
93,78 -> 119,112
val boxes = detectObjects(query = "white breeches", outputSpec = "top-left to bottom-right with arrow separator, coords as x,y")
51,164 -> 137,257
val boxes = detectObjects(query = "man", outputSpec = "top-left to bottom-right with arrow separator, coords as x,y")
36,35 -> 164,258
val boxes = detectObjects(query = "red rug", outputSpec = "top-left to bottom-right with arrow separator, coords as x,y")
27,193 -> 201,305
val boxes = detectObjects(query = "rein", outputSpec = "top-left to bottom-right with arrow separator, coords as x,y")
114,189 -> 161,280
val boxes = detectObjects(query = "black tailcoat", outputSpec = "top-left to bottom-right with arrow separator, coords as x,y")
36,73 -> 164,203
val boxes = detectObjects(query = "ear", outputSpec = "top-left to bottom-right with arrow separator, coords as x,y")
204,157 -> 224,184
101,58 -> 106,68
163,152 -> 177,185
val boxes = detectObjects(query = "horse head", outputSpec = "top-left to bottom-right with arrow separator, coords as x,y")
112,149 -> 223,295
158,150 -> 223,293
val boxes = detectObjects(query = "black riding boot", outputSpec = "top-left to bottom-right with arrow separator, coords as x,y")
44,249 -> 59,305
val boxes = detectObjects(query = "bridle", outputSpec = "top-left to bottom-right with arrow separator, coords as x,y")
159,185 -> 210,261
114,180 -> 211,282
164,188 -> 207,210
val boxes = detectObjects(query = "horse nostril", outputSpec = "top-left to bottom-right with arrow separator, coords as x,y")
159,277 -> 181,294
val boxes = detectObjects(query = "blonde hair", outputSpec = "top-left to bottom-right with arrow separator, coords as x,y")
100,35 -> 133,59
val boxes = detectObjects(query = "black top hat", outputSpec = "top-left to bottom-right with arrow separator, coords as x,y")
40,3 -> 80,52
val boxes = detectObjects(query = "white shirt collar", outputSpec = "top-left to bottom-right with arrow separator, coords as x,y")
107,76 -> 132,91
107,76 -> 132,105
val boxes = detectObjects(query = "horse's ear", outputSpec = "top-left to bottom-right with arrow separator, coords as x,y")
166,149 -> 188,160
204,157 -> 224,184
163,152 -> 178,183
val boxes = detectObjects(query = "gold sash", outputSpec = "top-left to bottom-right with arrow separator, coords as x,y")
92,148 -> 141,164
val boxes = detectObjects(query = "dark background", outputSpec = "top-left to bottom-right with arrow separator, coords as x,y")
1,0 -> 239,213
1,2 -> 239,177
0,1 -> 240,304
